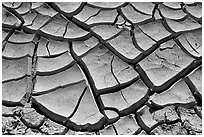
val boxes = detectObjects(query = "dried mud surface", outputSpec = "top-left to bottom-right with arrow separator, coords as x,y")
2,2 -> 202,135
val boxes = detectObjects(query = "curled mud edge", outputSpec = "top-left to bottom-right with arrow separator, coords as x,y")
119,89 -> 150,116
29,89 -> 150,132
2,100 -> 24,107
31,98 -> 107,132
184,77 -> 202,106
134,58 -> 202,95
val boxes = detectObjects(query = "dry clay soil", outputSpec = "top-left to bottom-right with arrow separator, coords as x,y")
2,2 -> 202,135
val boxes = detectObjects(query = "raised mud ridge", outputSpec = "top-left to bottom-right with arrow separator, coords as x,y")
2,2 -> 202,135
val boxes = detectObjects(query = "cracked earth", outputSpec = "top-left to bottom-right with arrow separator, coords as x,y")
2,2 -> 202,135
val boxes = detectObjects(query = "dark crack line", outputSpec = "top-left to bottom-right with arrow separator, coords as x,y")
134,64 -> 154,90
85,22 -> 120,28
135,112 -> 151,133
53,26 -> 64,36
45,39 -> 50,56
69,41 -> 105,112
97,76 -> 140,95
112,125 -> 118,135
24,11 -> 38,27
3,4 -> 25,28
131,29 -> 145,52
30,98 -> 67,125
2,74 -> 30,84
36,60 -> 76,76
154,53 -> 166,61
17,3 -> 32,16
2,2 -> 202,134
152,3 -> 159,19
21,25 -> 93,42
149,100 -> 197,111
184,35 -> 200,54
133,128 -> 142,135
193,106 -> 202,119
84,9 -> 101,23
174,38 -> 201,60
184,77 -> 202,106
134,56 -> 201,95
117,8 -> 134,29
92,34 -> 134,65
4,2 -> 200,68
67,86 -> 88,119
103,107 -> 120,118
2,113 -> 15,117
78,42 -> 101,58
105,29 -> 125,41
39,2 -> 176,67
149,118 -> 182,133
2,29 -> 15,51
181,4 -> 202,24
162,2 -> 182,10
157,8 -> 178,34
110,55 -> 130,106
119,4 -> 154,27
149,99 -> 197,110
2,23 -> 21,30
3,2 -> 22,9
2,100 -> 24,107
7,39 -> 34,45
62,21 -> 69,38
160,7 -> 201,35
105,116 -> 120,126
32,80 -> 85,96
67,2 -> 87,17
37,49 -> 67,58
47,2 -> 87,18
119,89 -> 150,116
38,13 -> 60,30
155,52 -> 181,68
110,56 -> 120,84
120,91 -> 128,105
111,12 -> 120,25
132,28 -> 192,65
152,58 -> 202,93
60,128 -> 69,135
109,56 -> 129,104
129,3 -> 152,16
95,131 -> 100,135
86,2 -> 128,10
137,26 -> 157,43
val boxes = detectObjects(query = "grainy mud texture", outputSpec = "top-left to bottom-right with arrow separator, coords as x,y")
2,2 -> 202,135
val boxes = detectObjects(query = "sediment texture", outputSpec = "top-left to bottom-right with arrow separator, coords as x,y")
2,2 -> 202,135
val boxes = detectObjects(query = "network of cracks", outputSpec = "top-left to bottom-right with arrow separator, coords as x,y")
2,2 -> 202,135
